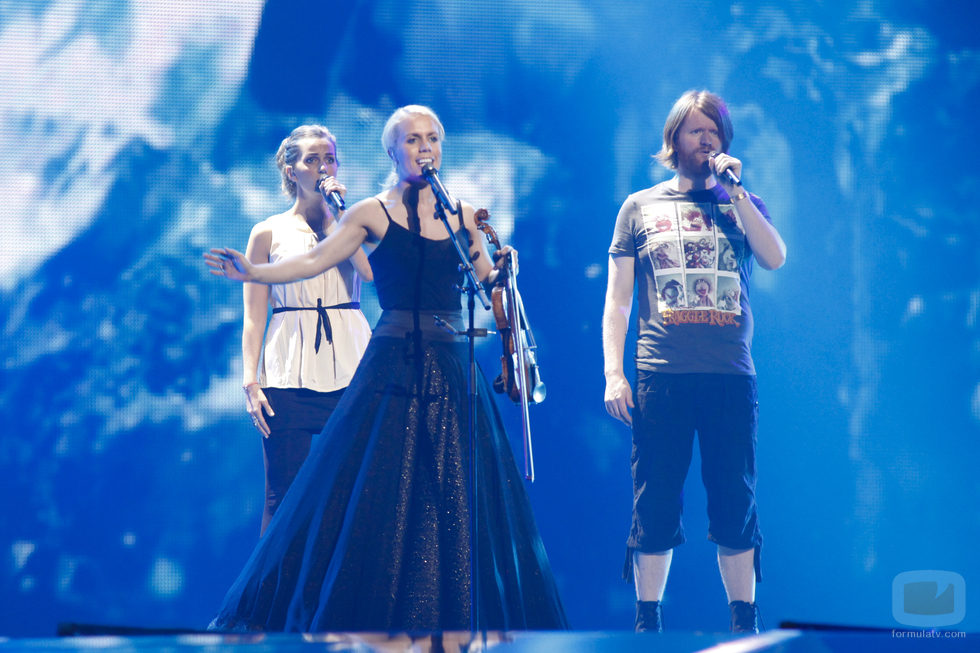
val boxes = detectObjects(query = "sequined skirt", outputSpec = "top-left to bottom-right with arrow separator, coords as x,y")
209,323 -> 568,633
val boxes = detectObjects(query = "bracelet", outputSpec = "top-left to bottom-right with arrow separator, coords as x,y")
243,382 -> 259,391
731,190 -> 748,202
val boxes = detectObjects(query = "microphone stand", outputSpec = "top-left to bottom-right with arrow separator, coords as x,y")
430,197 -> 490,638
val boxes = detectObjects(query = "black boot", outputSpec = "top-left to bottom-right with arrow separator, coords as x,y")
729,600 -> 759,633
635,600 -> 663,632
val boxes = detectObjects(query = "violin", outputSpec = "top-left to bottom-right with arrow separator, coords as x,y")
475,209 -> 546,481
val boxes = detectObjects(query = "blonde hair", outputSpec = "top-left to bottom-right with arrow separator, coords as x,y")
655,90 -> 733,170
380,105 -> 445,187
275,125 -> 337,198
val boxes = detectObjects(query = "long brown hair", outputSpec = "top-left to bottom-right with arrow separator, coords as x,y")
654,90 -> 733,170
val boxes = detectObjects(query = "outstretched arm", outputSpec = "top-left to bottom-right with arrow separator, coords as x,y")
207,212 -> 370,284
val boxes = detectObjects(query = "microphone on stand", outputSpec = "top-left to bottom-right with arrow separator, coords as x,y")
317,176 -> 346,213
709,151 -> 741,186
420,163 -> 459,215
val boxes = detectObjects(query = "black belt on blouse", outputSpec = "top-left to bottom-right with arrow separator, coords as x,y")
272,299 -> 360,353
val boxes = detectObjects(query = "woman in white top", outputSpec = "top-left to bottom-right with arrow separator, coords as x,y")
242,125 -> 372,534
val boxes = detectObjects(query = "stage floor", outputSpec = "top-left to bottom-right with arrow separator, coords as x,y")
0,628 -> 975,653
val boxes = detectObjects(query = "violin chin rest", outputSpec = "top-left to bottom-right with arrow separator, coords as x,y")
492,375 -> 506,395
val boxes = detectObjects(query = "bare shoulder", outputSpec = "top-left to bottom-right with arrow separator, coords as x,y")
342,195 -> 388,240
346,194 -> 384,213
249,214 -> 284,245
250,211 -> 289,237
245,213 -> 283,261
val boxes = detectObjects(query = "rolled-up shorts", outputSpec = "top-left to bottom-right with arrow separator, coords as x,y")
626,371 -> 762,581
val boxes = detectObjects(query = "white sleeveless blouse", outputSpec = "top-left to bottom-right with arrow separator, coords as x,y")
259,215 -> 372,392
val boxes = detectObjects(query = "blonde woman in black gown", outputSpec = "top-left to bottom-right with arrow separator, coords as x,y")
205,105 -> 567,633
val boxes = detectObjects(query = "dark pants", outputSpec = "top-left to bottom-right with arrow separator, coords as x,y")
261,386 -> 345,534
628,371 -> 763,580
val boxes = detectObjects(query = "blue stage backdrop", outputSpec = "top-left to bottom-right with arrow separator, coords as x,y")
1,0 -> 977,637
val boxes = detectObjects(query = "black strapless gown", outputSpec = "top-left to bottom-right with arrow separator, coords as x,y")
209,216 -> 567,633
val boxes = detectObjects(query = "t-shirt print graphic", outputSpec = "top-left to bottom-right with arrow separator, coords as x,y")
640,200 -> 746,317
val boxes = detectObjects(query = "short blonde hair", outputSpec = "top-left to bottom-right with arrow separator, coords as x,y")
275,125 -> 337,198
655,90 -> 733,170
380,105 -> 445,186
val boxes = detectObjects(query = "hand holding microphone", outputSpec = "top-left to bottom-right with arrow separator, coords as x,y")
317,175 -> 346,214
709,151 -> 742,187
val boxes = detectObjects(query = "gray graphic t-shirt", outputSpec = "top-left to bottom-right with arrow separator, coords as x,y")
609,182 -> 772,375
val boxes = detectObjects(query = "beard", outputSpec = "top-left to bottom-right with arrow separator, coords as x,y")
677,150 -> 712,178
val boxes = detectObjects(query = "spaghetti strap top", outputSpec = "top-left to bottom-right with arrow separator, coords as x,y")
369,199 -> 468,312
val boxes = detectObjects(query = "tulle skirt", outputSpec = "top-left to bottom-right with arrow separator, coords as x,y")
210,321 -> 567,633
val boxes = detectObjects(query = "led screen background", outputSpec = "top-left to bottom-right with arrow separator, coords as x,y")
1,0 -> 977,636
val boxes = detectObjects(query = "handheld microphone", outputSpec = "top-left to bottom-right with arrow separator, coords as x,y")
317,176 -> 346,213
709,152 -> 741,186
420,163 -> 459,215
